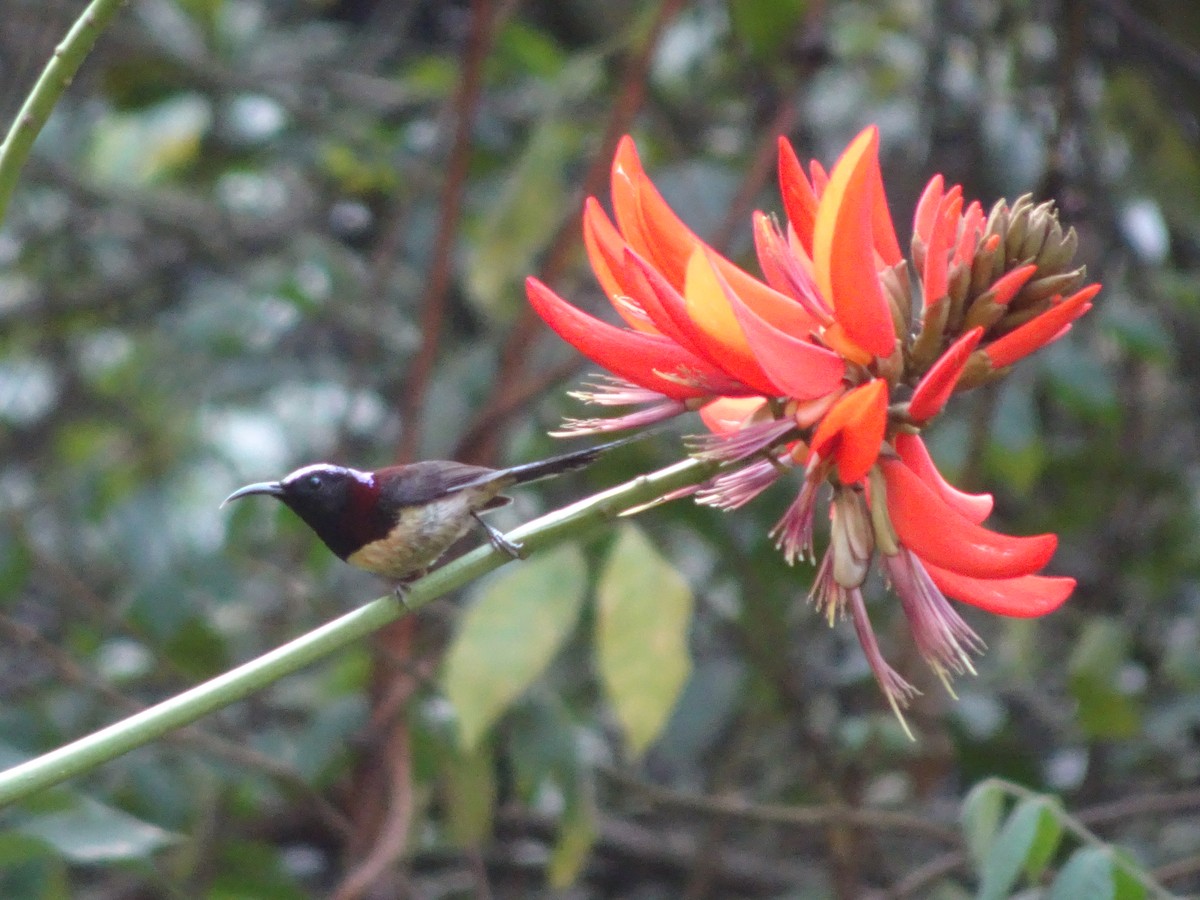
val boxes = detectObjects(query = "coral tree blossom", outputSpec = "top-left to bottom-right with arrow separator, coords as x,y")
526,127 -> 1096,731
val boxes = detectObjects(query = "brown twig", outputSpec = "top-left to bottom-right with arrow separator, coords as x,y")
602,767 -> 961,845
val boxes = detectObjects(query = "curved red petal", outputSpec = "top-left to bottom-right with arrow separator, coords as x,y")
712,251 -> 820,337
813,127 -> 896,358
908,327 -> 983,422
624,250 -> 780,395
922,193 -> 953,304
618,247 -> 709,352
892,433 -> 992,523
984,284 -> 1099,368
880,457 -> 1057,579
526,276 -> 736,399
913,175 -> 944,243
868,149 -> 902,267
611,136 -> 695,290
954,200 -> 984,266
582,198 -> 660,333
710,252 -> 846,401
987,263 -> 1038,306
925,563 -> 1075,617
778,137 -> 819,257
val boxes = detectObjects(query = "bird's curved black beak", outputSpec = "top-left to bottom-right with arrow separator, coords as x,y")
221,481 -> 285,508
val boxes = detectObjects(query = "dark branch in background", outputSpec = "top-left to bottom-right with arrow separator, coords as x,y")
396,0 -> 496,464
0,613 -> 351,839
347,3 -> 497,895
454,0 -> 689,464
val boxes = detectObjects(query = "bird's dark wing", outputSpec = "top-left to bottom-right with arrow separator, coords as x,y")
374,461 -> 503,509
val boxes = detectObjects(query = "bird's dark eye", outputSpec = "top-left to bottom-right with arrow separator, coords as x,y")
306,474 -> 322,489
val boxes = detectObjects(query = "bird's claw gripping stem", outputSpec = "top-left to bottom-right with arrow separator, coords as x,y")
473,512 -> 526,560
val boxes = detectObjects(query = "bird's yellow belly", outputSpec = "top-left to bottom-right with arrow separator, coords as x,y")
347,492 -> 484,581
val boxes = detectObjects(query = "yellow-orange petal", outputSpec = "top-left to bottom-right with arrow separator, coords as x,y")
623,249 -> 779,395
708,249 -> 846,401
808,379 -> 888,484
812,127 -> 896,359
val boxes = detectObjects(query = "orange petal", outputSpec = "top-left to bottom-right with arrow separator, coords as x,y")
867,146 -> 902,267
987,263 -> 1038,306
892,433 -> 992,524
699,397 -> 768,435
582,197 -> 659,333
526,276 -> 739,399
611,136 -> 695,290
907,327 -> 983,422
880,457 -> 1058,579
812,127 -> 896,358
809,160 -> 829,194
623,249 -> 779,395
925,563 -> 1075,617
808,379 -> 888,483
922,191 -> 954,304
712,251 -> 821,337
708,250 -> 846,401
753,212 -> 831,328
778,137 -> 819,257
984,284 -> 1099,368
913,174 -> 944,243
954,200 -> 984,267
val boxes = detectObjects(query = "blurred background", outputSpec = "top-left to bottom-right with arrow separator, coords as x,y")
1,0 -> 1199,896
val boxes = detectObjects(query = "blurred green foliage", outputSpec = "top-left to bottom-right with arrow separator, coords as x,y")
1,0 -> 1200,896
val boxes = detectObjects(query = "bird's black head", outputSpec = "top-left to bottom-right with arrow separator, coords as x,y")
223,464 -> 383,560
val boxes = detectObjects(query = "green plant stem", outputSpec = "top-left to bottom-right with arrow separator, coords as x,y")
0,456 -> 719,807
0,0 -> 126,226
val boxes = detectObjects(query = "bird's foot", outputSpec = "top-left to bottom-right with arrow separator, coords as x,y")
473,512 -> 526,560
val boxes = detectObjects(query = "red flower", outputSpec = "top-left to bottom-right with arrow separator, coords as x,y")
527,128 -> 1096,731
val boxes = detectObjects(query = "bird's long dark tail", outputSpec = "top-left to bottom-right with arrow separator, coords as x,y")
475,430 -> 656,491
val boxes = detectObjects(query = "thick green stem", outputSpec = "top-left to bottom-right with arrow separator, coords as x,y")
0,0 -> 126,226
0,456 -> 718,806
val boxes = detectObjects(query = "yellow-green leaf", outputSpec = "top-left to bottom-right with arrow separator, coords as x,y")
443,544 -> 587,751
440,742 -> 496,848
547,794 -> 597,888
596,523 -> 693,757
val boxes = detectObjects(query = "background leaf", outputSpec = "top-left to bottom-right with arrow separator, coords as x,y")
595,523 -> 693,757
17,797 -> 177,863
442,544 -> 587,751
